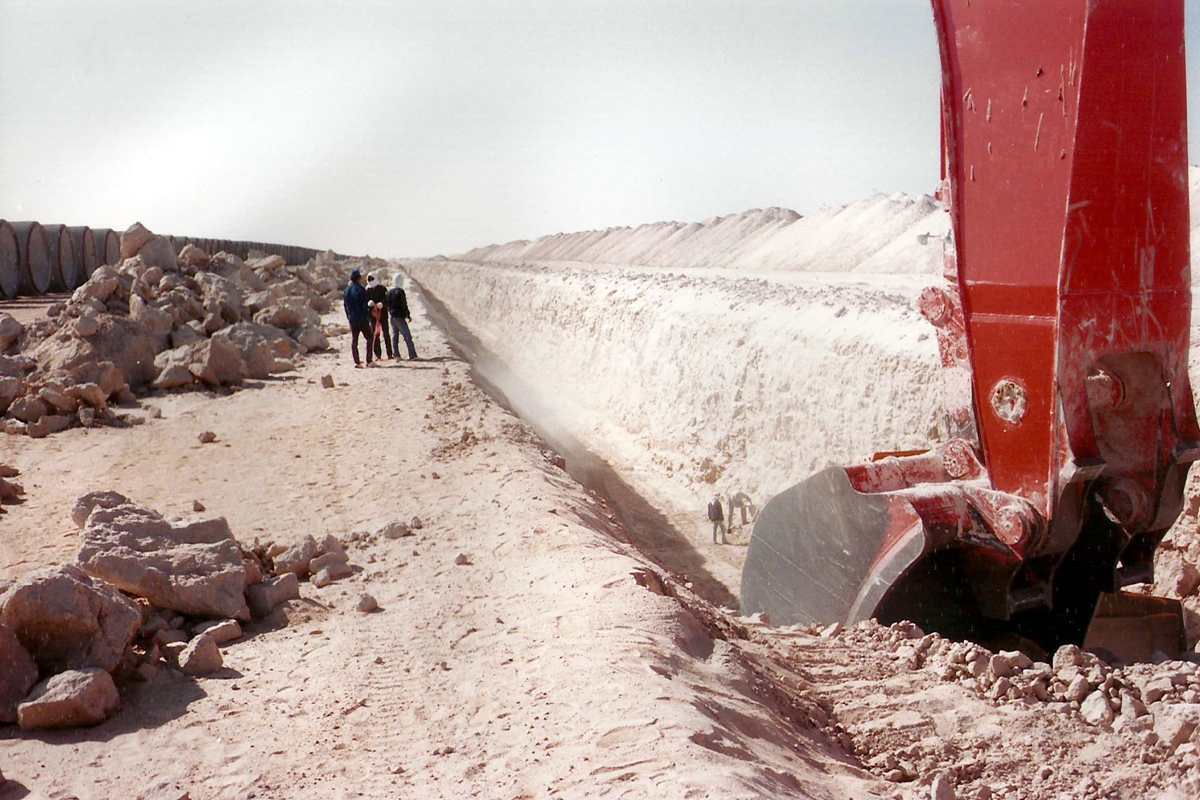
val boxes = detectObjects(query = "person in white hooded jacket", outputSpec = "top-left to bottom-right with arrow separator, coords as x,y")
386,274 -> 419,360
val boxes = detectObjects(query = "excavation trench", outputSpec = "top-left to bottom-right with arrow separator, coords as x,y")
412,279 -> 740,609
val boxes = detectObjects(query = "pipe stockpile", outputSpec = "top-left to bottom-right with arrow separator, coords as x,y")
42,224 -> 77,292
93,228 -> 120,267
68,226 -> 99,282
0,221 -> 19,299
0,221 -> 325,299
10,221 -> 52,297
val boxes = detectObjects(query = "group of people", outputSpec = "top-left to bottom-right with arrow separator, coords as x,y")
707,490 -> 756,545
342,269 -> 420,368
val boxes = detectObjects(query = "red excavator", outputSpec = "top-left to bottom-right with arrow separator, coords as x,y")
741,0 -> 1197,662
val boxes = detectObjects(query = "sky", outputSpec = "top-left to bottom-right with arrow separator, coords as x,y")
1,1 -> 1198,257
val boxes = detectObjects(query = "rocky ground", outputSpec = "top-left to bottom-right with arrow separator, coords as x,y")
3,248 -> 1200,798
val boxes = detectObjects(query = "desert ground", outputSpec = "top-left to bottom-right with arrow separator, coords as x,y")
4,188 -> 1200,800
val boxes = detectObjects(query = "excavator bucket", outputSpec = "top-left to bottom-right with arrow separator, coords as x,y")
742,0 -> 1198,661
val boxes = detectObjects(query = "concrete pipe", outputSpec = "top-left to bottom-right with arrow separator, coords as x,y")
42,224 -> 77,291
0,220 -> 19,298
93,228 -> 120,265
68,226 -> 99,284
11,221 -> 52,295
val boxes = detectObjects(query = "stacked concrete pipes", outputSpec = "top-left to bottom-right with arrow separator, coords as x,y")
0,221 -> 322,299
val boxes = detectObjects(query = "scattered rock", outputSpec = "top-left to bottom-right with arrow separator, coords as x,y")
72,489 -> 130,528
309,551 -> 348,574
9,395 -> 47,424
1079,690 -> 1114,726
17,668 -> 120,730
75,314 -> 100,337
0,564 -> 140,673
0,313 -> 22,350
198,430 -> 216,444
137,781 -> 191,800
76,497 -> 251,620
311,561 -> 353,588
274,534 -> 320,577
178,634 -> 223,675
246,573 -> 300,618
193,500 -> 206,512
317,534 -> 346,560
930,773 -> 956,800
454,553 -> 472,566
410,516 -> 424,530
1155,703 -> 1200,754
1064,675 -> 1090,703
153,628 -> 188,646
27,414 -> 71,438
320,374 -> 335,388
0,624 -> 38,724
381,521 -> 412,539
193,619 -> 241,645
356,594 -> 378,613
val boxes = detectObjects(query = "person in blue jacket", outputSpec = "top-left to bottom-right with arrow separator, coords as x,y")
342,269 -> 372,367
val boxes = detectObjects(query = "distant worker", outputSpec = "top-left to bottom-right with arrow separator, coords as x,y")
365,272 -> 394,360
343,269 -> 372,368
387,274 -> 419,360
729,491 -> 756,526
707,493 -> 726,545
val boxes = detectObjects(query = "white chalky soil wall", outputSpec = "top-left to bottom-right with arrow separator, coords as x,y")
405,259 -> 946,516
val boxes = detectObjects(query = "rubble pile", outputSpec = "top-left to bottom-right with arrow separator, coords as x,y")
0,225 -> 376,438
791,618 -> 1200,798
0,491 -> 354,732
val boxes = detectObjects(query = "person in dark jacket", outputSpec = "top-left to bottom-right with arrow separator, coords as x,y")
365,272 -> 393,359
342,269 -> 372,367
707,493 -> 726,545
387,274 -> 418,359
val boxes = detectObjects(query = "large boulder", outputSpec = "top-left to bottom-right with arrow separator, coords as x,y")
130,295 -> 175,336
254,298 -> 320,331
136,237 -> 178,273
72,489 -> 134,528
0,624 -> 38,723
153,337 -> 246,387
9,395 -> 47,424
120,222 -> 155,260
31,317 -> 162,388
0,376 -> 21,415
247,254 -> 286,272
71,265 -> 122,306
218,321 -> 297,361
17,668 -> 120,730
213,323 -> 275,380
0,313 -> 22,351
179,244 -> 209,267
294,326 -> 329,352
188,337 -> 246,386
76,498 -> 250,621
0,564 -> 140,673
194,272 -> 244,324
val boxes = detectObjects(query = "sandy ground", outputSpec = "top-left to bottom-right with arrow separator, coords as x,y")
0,295 -> 884,800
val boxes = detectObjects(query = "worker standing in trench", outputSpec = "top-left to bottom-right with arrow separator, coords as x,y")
707,493 -> 727,545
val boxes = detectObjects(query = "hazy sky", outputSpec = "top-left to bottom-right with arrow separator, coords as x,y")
2,1 -> 1198,257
